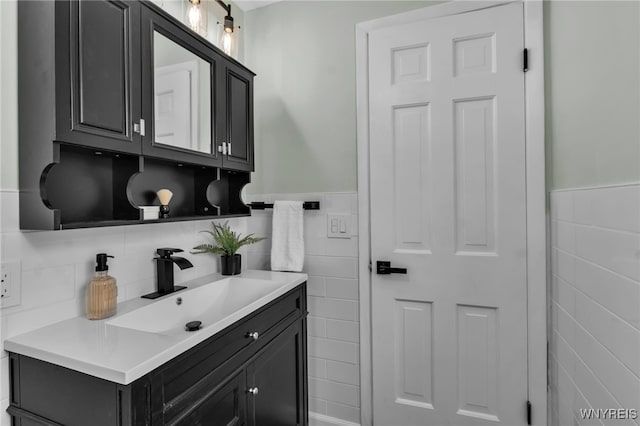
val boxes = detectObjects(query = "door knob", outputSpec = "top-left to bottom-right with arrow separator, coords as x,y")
376,261 -> 407,275
248,387 -> 259,395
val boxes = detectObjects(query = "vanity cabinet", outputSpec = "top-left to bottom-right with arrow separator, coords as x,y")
7,284 -> 308,426
18,0 -> 254,230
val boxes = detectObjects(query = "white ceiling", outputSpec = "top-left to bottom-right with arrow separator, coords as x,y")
233,0 -> 283,11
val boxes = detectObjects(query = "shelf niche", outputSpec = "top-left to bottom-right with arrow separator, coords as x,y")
39,145 -> 250,230
43,145 -> 140,228
129,157 -> 219,218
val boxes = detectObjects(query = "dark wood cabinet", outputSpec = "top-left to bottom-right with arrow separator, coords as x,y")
18,0 -> 254,230
220,64 -> 255,172
247,321 -> 307,426
61,0 -> 142,154
7,284 -> 308,426
18,0 -> 142,156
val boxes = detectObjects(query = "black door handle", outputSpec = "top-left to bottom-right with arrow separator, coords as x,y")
376,261 -> 407,275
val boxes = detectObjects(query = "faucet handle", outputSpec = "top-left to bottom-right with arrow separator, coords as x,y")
156,248 -> 184,258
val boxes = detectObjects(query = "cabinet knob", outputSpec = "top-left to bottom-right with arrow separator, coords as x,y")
246,331 -> 259,341
218,142 -> 228,155
248,387 -> 259,395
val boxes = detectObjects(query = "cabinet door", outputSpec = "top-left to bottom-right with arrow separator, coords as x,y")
246,321 -> 307,426
140,4 -> 223,167
57,0 -> 142,154
171,368 -> 247,426
219,62 -> 254,172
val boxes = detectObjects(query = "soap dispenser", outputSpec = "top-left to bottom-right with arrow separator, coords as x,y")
87,253 -> 117,320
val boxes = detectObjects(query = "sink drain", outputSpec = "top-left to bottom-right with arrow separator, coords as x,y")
185,321 -> 202,332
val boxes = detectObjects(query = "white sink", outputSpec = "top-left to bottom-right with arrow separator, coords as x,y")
107,277 -> 286,335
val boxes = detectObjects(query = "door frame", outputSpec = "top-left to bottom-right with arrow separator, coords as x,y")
355,2 -> 546,425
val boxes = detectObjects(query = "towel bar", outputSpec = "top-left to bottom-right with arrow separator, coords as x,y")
247,201 -> 320,210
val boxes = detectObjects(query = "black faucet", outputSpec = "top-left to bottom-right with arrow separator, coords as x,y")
142,248 -> 193,299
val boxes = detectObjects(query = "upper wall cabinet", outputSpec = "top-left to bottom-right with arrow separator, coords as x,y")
19,0 -> 254,170
18,0 -> 254,229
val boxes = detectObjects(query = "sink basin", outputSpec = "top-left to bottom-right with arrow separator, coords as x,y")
107,277 -> 286,334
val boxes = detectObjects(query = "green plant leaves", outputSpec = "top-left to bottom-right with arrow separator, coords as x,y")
191,221 -> 266,256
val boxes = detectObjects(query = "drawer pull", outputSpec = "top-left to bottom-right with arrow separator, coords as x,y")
248,387 -> 259,395
246,331 -> 259,341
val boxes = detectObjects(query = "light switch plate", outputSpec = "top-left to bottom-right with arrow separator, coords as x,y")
327,214 -> 350,239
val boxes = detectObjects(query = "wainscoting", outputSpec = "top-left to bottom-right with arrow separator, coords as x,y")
549,184 -> 640,425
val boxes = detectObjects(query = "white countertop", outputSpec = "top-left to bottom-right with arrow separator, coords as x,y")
4,270 -> 307,385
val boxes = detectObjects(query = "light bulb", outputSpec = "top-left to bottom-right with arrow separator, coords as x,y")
222,31 -> 232,56
186,0 -> 207,37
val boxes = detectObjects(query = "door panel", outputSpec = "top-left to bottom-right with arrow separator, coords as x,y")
58,0 -> 141,154
172,368 -> 246,426
222,67 -> 254,171
247,322 -> 305,426
393,300 -> 433,408
370,4 -> 527,425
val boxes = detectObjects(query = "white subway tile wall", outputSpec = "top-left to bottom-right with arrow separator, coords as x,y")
549,184 -> 640,426
0,190 -> 247,426
244,192 -> 361,425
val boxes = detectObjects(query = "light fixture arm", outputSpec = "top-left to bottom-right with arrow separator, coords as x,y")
215,0 -> 234,33
216,0 -> 231,16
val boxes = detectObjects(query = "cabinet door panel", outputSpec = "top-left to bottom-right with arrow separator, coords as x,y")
247,322 -> 306,426
140,4 -> 223,167
222,65 -> 254,171
58,0 -> 141,154
172,368 -> 246,426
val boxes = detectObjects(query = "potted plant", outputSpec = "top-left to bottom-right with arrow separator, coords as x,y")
191,221 -> 266,275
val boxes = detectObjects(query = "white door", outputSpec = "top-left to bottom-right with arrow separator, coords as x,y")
369,3 -> 528,426
154,61 -> 198,149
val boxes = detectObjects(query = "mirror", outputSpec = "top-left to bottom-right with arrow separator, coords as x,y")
153,31 -> 212,154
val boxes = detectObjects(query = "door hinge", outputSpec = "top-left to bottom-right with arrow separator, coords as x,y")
523,48 -> 529,72
527,400 -> 532,425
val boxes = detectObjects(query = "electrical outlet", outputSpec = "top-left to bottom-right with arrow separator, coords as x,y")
1,261 -> 22,308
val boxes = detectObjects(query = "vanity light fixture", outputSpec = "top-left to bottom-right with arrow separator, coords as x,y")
186,0 -> 208,37
215,0 -> 235,56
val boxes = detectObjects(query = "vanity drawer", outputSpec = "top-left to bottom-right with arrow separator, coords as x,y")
153,283 -> 307,420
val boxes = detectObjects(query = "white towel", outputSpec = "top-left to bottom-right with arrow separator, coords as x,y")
270,201 -> 304,272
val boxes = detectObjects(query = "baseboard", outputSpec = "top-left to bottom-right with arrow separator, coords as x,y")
309,412 -> 361,426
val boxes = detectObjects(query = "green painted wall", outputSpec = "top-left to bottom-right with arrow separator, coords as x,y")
545,1 -> 640,190
243,1 -> 437,194
245,0 -> 640,194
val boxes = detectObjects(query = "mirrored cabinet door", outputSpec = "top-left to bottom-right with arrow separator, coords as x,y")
141,4 -> 223,167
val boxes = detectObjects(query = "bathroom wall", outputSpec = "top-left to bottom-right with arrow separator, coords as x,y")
546,2 -> 640,425
244,192 -> 361,425
549,185 -> 640,425
545,1 -> 640,190
243,0 -> 438,194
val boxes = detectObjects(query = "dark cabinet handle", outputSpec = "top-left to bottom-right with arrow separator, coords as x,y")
376,261 -> 407,275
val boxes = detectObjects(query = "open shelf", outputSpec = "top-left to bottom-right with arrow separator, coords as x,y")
39,145 -> 251,230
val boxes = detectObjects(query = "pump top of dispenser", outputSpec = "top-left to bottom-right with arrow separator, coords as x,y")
96,253 -> 114,272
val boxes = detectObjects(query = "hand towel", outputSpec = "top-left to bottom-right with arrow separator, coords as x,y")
270,201 -> 304,272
